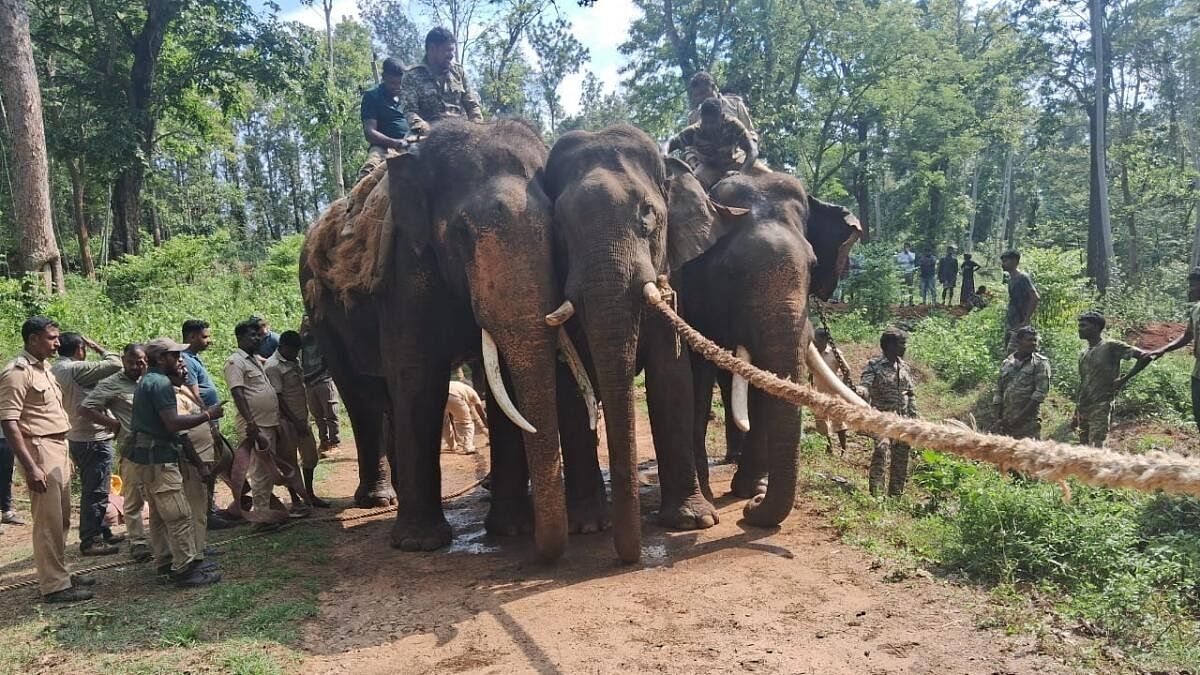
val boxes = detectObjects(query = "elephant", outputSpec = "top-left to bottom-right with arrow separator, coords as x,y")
544,125 -> 743,564
676,167 -> 861,526
304,117 -> 589,562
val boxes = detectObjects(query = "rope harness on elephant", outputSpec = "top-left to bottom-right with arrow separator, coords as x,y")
646,293 -> 1200,499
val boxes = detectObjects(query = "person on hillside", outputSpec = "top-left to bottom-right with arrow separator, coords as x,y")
51,332 -> 124,556
0,317 -> 96,602
442,375 -> 487,455
1142,267 -> 1200,430
917,248 -> 938,305
895,243 -> 916,306
938,246 -> 958,305
358,57 -> 411,181
1001,250 -> 1039,352
811,328 -> 852,454
300,316 -> 340,452
686,71 -> 758,142
1072,311 -> 1150,447
130,338 -> 223,587
965,285 -> 993,310
78,343 -> 152,563
667,97 -> 760,188
992,326 -> 1051,440
180,319 -> 230,531
266,331 -> 329,508
399,27 -> 483,136
959,253 -> 981,306
251,315 -> 280,359
861,328 -> 918,497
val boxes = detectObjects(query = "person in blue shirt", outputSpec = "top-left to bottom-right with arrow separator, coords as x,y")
357,57 -> 411,181
181,319 -> 230,531
250,315 -> 280,358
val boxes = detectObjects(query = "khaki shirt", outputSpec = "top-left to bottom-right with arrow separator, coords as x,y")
688,93 -> 758,142
0,351 -> 70,438
175,388 -> 215,462
224,350 -> 280,428
52,353 -> 122,442
1077,339 -> 1138,409
993,352 -> 1051,423
265,352 -> 308,421
81,371 -> 138,453
860,356 -> 917,417
669,115 -> 754,168
400,59 -> 483,129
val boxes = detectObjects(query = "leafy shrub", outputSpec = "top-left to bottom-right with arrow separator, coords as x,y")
102,234 -> 230,304
908,304 -> 1005,390
843,242 -> 900,324
821,307 -> 883,344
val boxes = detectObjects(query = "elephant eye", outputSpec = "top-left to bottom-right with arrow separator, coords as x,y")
638,201 -> 659,237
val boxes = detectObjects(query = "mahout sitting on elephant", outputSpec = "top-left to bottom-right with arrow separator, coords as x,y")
544,124 -> 750,564
676,166 -> 861,526
304,117 -> 595,562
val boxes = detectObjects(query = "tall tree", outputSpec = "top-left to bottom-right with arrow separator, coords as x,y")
0,0 -> 64,292
304,0 -> 346,197
529,17 -> 588,134
357,0 -> 422,65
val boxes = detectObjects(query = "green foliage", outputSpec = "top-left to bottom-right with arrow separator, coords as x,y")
842,243 -> 900,324
908,305 -> 1005,390
822,307 -> 884,345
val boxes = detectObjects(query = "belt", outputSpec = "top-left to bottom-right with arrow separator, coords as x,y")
32,432 -> 67,441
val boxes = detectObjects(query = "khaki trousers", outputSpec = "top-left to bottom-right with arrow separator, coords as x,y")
132,462 -> 199,573
442,394 -> 477,454
181,462 -> 208,554
282,418 -> 319,470
356,145 -> 389,182
118,456 -> 148,547
245,425 -> 284,513
305,378 -> 340,446
25,436 -> 72,595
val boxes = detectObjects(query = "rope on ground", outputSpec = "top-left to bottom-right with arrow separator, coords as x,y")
648,296 -> 1200,498
0,473 -> 490,595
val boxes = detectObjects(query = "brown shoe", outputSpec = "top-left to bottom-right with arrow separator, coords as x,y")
81,539 -> 119,556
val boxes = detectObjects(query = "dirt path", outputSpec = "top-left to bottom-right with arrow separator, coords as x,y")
300,423 -> 1068,675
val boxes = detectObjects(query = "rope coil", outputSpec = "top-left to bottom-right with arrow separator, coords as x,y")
648,297 -> 1200,498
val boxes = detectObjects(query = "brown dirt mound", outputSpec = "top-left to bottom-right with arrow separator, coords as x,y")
1126,321 -> 1185,351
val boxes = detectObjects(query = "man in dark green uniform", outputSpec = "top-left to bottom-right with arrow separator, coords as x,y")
992,326 -> 1051,439
358,57 -> 412,180
1072,311 -> 1149,446
667,97 -> 760,188
860,328 -> 918,497
399,27 -> 483,136
1143,267 -> 1200,430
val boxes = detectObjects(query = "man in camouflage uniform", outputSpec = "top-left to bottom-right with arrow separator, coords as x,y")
992,326 -> 1051,439
1072,311 -> 1150,446
399,27 -> 483,136
861,328 -> 918,497
687,71 -> 758,142
668,97 -> 760,188
1143,267 -> 1200,430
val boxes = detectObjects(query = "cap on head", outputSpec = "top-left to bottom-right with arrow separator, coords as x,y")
145,337 -> 189,361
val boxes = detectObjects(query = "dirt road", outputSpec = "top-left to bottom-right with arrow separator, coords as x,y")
300,429 -> 1067,674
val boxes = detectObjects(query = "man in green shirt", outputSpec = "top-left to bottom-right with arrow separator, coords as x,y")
130,338 -> 224,587
78,344 -> 151,562
992,326 -> 1051,439
357,57 -> 411,181
1072,311 -> 1149,446
1143,267 -> 1200,430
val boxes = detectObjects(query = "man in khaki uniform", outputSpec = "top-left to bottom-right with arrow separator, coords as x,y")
266,331 -> 329,508
992,326 -> 1051,439
1072,311 -> 1149,446
52,332 -> 123,555
399,26 -> 483,135
687,71 -> 758,142
226,319 -> 307,530
442,378 -> 487,455
78,343 -> 152,562
0,317 -> 96,602
175,386 -> 214,556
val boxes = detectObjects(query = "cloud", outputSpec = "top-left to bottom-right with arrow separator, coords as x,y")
281,0 -> 360,29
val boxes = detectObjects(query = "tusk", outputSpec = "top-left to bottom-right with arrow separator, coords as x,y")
643,281 -> 662,304
731,346 -> 751,432
805,343 -> 868,408
545,300 -> 575,326
557,328 -> 599,430
481,329 -> 537,433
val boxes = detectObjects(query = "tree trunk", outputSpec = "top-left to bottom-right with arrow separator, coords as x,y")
67,158 -> 95,278
0,0 -> 64,293
324,1 -> 345,198
1000,150 -> 1015,250
1087,0 -> 1114,292
966,155 -> 981,253
853,115 -> 871,242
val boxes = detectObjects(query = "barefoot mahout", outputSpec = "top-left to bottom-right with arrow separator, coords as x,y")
303,118 -> 585,562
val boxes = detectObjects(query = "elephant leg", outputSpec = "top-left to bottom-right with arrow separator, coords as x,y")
337,375 -> 396,508
483,365 -> 534,537
643,313 -> 717,530
730,387 -> 769,499
689,354 -> 716,502
717,371 -> 745,464
742,364 -> 802,527
389,364 -> 454,551
558,360 -> 608,534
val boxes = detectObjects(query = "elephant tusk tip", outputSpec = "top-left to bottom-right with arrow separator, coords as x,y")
642,282 -> 662,304
734,418 -> 750,432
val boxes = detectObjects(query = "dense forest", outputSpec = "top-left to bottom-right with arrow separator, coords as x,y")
0,0 -> 1198,293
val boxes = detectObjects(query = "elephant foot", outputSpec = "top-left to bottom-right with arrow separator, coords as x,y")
390,511 -> 452,551
658,493 -> 719,530
741,493 -> 788,528
355,482 -> 398,508
485,496 -> 535,537
568,499 -> 611,535
730,470 -> 768,500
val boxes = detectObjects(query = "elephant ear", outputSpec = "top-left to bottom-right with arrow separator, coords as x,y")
663,158 -> 748,271
387,152 -> 431,256
805,195 -> 862,300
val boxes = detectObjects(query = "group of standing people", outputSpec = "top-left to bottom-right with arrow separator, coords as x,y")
897,243 -> 985,308
0,314 -> 340,603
